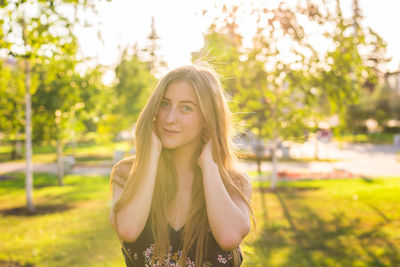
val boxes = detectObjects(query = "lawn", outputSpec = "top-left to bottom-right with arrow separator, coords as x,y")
0,173 -> 399,266
242,178 -> 400,267
334,132 -> 397,145
0,173 -> 124,267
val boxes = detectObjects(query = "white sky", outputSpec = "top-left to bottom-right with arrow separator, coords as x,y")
76,0 -> 400,83
358,0 -> 400,70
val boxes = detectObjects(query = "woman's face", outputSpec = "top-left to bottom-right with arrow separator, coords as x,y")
156,81 -> 205,150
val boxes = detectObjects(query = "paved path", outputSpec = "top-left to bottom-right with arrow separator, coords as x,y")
0,162 -> 112,176
237,141 -> 400,178
1,142 -> 399,178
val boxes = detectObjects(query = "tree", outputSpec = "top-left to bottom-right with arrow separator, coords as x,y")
0,0 -> 102,212
346,83 -> 400,133
0,58 -> 25,159
141,17 -> 168,77
98,48 -> 156,142
32,57 -> 89,185
195,3 -> 322,189
313,0 -> 388,134
195,0 -> 390,188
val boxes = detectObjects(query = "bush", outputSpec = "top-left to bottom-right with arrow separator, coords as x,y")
383,126 -> 400,133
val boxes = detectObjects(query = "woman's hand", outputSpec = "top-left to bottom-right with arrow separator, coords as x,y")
197,131 -> 215,168
151,122 -> 162,155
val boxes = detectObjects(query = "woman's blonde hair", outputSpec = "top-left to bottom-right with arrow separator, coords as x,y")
111,63 -> 253,266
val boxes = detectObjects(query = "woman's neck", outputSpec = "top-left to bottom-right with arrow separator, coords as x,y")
170,140 -> 201,188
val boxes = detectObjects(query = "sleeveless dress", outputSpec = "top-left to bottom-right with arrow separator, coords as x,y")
120,218 -> 243,267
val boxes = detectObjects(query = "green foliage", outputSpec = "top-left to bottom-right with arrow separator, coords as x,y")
107,49 -> 156,136
193,4 -> 320,142
32,59 -> 109,144
194,0 -> 389,141
0,0 -> 109,146
346,84 -> 400,133
32,58 -> 78,142
0,60 -> 25,139
313,0 -> 388,132
72,67 -> 109,133
1,0 -> 79,61
0,0 -> 78,144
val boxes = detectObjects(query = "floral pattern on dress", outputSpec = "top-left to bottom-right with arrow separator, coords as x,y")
124,240 -> 238,266
217,254 -> 228,264
139,243 -> 232,266
125,247 -> 139,261
142,244 -> 186,267
186,257 -> 195,267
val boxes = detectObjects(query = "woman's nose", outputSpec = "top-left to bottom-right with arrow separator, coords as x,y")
166,107 -> 177,124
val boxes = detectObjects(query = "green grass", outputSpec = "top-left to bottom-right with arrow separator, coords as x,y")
335,133 -> 397,144
242,177 -> 400,267
1,173 -> 399,266
0,173 -> 123,267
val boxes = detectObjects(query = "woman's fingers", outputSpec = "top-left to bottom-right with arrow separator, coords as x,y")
151,120 -> 162,152
202,128 -> 209,143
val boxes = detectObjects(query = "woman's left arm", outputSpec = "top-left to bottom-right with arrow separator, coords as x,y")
198,140 -> 252,251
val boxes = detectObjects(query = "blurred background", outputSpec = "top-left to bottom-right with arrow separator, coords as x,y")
0,0 -> 399,266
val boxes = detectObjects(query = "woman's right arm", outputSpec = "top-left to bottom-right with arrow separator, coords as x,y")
109,132 -> 162,242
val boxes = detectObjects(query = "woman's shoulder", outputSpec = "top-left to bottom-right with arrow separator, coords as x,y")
110,156 -> 136,184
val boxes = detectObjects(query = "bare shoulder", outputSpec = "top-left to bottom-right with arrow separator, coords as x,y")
110,156 -> 136,185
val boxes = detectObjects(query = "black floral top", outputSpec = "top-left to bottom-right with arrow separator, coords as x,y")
121,219 -> 242,267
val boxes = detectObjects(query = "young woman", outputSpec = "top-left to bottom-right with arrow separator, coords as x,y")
109,64 -> 253,267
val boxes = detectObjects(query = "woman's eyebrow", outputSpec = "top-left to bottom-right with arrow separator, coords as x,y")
162,97 -> 197,106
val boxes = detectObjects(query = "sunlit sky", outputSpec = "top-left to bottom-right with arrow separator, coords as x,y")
76,0 -> 400,83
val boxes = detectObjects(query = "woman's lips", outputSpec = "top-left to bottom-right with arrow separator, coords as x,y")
163,128 -> 180,136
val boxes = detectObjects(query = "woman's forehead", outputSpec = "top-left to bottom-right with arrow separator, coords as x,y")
164,81 -> 199,104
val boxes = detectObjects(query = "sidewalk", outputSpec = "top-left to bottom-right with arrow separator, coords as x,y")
1,142 -> 399,178
237,141 -> 400,178
0,162 -> 112,176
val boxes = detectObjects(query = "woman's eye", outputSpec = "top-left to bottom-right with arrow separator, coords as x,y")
182,105 -> 192,112
160,101 -> 169,107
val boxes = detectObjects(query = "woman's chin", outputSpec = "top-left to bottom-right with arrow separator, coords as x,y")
161,141 -> 178,150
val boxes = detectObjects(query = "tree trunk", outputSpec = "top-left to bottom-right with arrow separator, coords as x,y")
24,58 -> 34,213
256,125 -> 268,220
56,139 -> 64,186
257,153 -> 268,221
256,155 -> 262,176
270,138 -> 278,190
11,140 -> 17,160
16,139 -> 22,159
314,133 -> 319,160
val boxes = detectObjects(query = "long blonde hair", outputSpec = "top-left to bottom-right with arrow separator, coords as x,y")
112,63 -> 253,266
